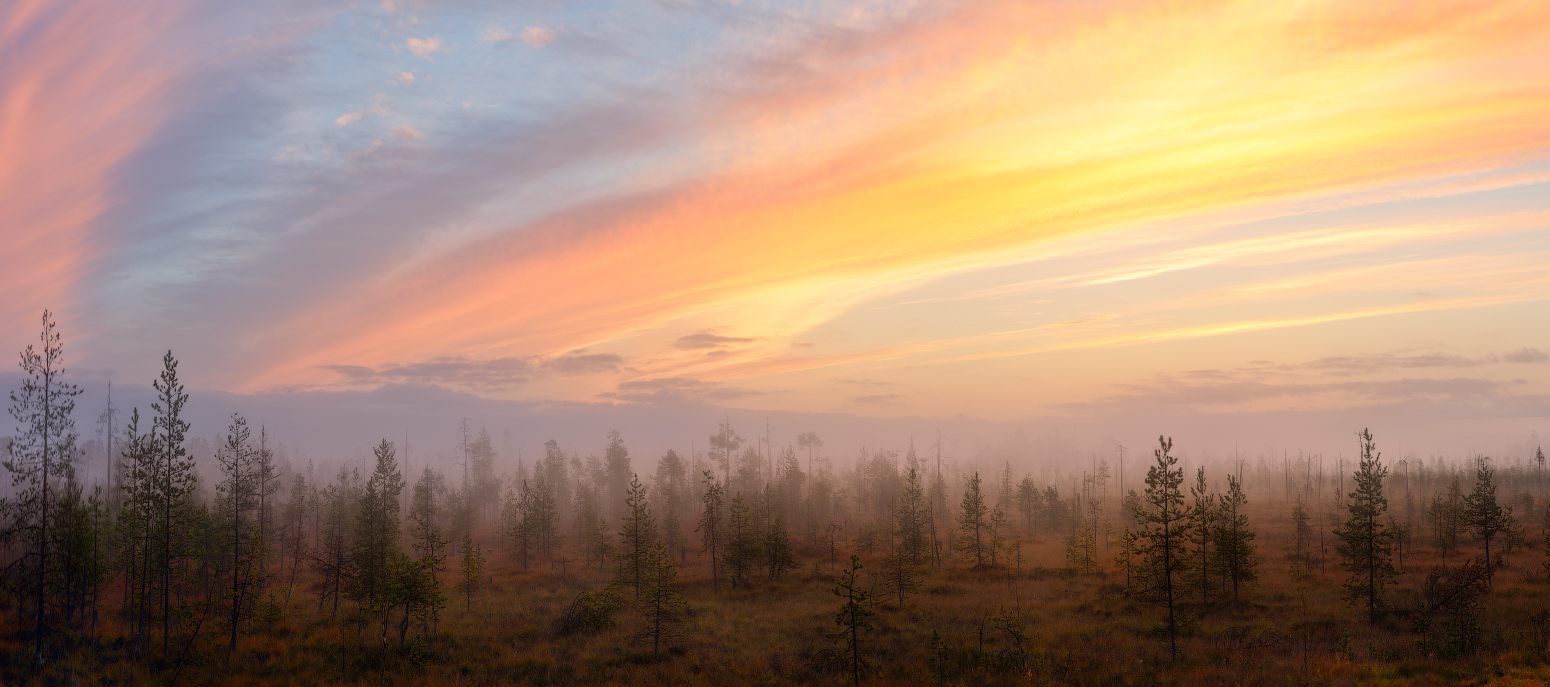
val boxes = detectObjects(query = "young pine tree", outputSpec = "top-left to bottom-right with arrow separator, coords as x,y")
696,471 -> 725,590
634,541 -> 686,656
1334,428 -> 1398,625
407,467 -> 448,633
725,492 -> 761,589
828,555 -> 875,687
957,472 -> 990,567
457,531 -> 483,612
1127,436 -> 1191,661
1212,473 -> 1258,602
1463,456 -> 1511,586
765,517 -> 797,581
616,474 -> 656,600
1187,466 -> 1217,605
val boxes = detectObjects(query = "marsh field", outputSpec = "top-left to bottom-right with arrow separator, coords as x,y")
9,430 -> 1550,687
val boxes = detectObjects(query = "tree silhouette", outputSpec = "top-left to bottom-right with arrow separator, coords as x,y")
956,472 -> 990,567
827,554 -> 874,686
1334,428 -> 1397,625
4,310 -> 83,665
1127,435 -> 1190,661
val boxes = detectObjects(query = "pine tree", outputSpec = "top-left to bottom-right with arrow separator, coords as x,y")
827,554 -> 875,686
1463,456 -> 1511,586
604,431 -> 632,521
457,531 -> 483,612
957,472 -> 990,567
216,414 -> 258,662
311,467 -> 355,618
765,517 -> 797,580
725,492 -> 761,589
1187,466 -> 1217,605
4,310 -> 83,662
1334,428 -> 1397,624
879,548 -> 921,606
149,349 -> 196,654
987,505 -> 1008,567
696,471 -> 725,590
897,467 -> 928,564
616,474 -> 656,600
1016,476 -> 1038,533
634,541 -> 685,656
1291,496 -> 1312,567
351,439 -> 405,612
1212,473 -> 1258,602
407,466 -> 448,633
528,472 -> 561,564
1127,436 -> 1191,661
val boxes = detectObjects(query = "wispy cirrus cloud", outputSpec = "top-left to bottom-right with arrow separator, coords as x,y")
11,0 -> 1550,435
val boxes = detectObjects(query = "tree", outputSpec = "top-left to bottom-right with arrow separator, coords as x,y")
1463,456 -> 1511,586
457,531 -> 483,612
696,471 -> 724,590
1213,473 -> 1258,602
765,517 -> 796,580
467,429 -> 500,524
311,467 -> 355,618
1186,466 -> 1216,605
616,474 -> 656,600
149,350 -> 196,654
407,466 -> 448,633
827,555 -> 875,686
1291,496 -> 1312,568
879,548 -> 921,606
725,492 -> 761,589
1016,476 -> 1038,533
216,414 -> 258,662
634,541 -> 685,656
957,472 -> 990,567
897,468 -> 928,564
503,479 -> 533,572
709,420 -> 743,486
604,431 -> 631,521
351,439 -> 405,613
987,505 -> 1009,567
655,449 -> 690,563
3,310 -> 83,663
1334,428 -> 1397,624
1127,436 -> 1190,661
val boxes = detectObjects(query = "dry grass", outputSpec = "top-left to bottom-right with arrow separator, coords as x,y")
10,497 -> 1550,685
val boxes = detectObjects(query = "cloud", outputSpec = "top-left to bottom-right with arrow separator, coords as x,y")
836,378 -> 894,387
323,356 -> 531,390
1295,353 -> 1490,376
397,72 -> 415,85
335,111 -> 367,126
407,37 -> 442,59
544,352 -> 623,376
1504,348 -> 1549,364
855,393 -> 905,405
391,125 -> 423,141
673,332 -> 756,350
479,27 -> 512,44
320,351 -> 622,390
602,376 -> 762,404
519,27 -> 555,48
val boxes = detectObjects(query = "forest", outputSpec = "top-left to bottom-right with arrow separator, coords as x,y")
6,311 -> 1550,686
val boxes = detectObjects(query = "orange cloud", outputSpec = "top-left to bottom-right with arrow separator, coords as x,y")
231,0 -> 1550,400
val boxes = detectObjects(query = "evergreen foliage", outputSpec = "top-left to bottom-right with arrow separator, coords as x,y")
1334,428 -> 1397,625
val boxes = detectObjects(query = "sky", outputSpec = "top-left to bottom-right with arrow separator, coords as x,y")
4,0 -> 1550,466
